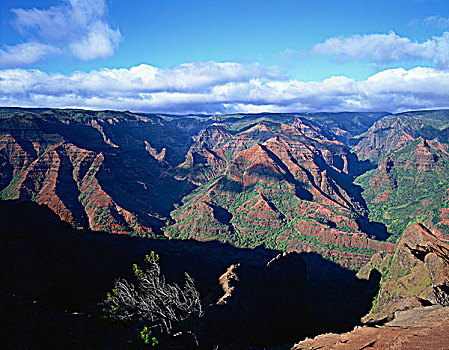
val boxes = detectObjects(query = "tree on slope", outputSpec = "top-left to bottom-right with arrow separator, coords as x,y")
104,252 -> 203,346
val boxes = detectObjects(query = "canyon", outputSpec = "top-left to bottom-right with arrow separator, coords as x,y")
2,107 -> 449,348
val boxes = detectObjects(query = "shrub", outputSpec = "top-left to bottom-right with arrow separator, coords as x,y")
140,326 -> 158,346
104,252 -> 203,344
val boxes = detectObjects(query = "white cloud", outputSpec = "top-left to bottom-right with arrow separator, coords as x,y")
12,6 -> 69,41
312,31 -> 449,68
1,61 -> 449,114
69,22 -> 121,61
0,43 -> 61,68
411,15 -> 449,29
1,62 -> 284,96
2,0 -> 121,67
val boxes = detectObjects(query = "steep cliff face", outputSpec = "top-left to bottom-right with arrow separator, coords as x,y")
353,110 -> 449,242
294,223 -> 449,350
355,137 -> 449,241
0,108 -> 407,268
353,116 -> 417,162
166,118 -> 392,269
301,111 -> 388,145
0,111 -> 197,235
360,223 -> 449,324
353,110 -> 449,163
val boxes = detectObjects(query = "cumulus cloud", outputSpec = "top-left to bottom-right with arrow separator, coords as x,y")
312,31 -> 449,69
1,0 -> 121,67
1,61 -> 449,114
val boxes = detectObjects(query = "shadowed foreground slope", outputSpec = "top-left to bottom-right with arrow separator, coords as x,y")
0,200 -> 381,349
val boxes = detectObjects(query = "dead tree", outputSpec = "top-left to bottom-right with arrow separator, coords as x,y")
105,253 -> 203,337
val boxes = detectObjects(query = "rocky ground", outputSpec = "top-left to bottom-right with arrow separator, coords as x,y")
293,306 -> 449,350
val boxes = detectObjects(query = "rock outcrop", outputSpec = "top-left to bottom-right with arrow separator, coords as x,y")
293,306 -> 449,350
293,222 -> 449,350
203,252 -> 308,347
361,223 -> 449,324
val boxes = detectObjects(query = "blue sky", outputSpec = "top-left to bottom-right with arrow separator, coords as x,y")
1,0 -> 449,113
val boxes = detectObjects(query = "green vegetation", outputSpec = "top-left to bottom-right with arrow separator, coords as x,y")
140,326 -> 158,346
165,171 -> 377,269
217,113 -> 294,132
355,139 -> 449,242
0,173 -> 23,200
7,107 -> 443,271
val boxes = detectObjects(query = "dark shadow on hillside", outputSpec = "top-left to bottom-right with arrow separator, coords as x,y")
347,155 -> 377,178
97,149 -> 193,232
300,252 -> 381,336
209,203 -> 235,236
260,144 -> 313,201
312,153 -> 390,241
1,120 -> 39,159
40,117 -> 196,233
0,153 -> 13,191
55,148 -> 90,228
0,200 -> 381,349
356,216 -> 389,241
313,153 -> 366,210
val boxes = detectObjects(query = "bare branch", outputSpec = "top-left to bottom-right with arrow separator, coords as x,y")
104,256 -> 203,335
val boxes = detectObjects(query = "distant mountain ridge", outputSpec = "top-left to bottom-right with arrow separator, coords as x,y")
1,107 -> 449,269
354,109 -> 449,242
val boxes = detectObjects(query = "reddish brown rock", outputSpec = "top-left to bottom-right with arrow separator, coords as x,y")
293,306 -> 449,350
362,223 -> 449,323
